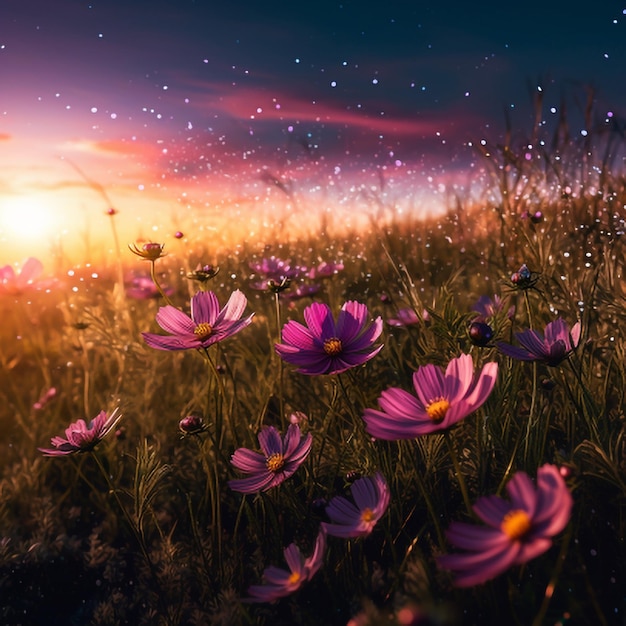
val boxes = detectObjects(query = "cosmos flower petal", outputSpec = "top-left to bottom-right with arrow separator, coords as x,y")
514,538 -> 552,565
497,318 -> 580,365
155,305 -> 197,335
495,342 -> 534,360
506,471 -> 539,514
189,291 -> 219,324
472,495 -> 513,526
376,387 -> 427,418
443,353 -> 475,403
569,321 -> 581,349
283,544 -> 304,574
246,533 -> 324,602
324,474 -> 389,538
261,565 -> 294,586
515,330 -> 550,357
229,448 -> 268,472
363,408 -> 439,439
18,257 -> 44,285
144,290 -> 252,352
351,472 -> 382,510
438,463 -> 573,588
438,542 -> 520,587
365,355 -> 497,440
325,496 -> 360,523
336,301 -> 369,343
228,472 -> 276,494
142,332 -> 198,351
532,466 -> 573,534
276,300 -> 382,376
412,364 -> 445,406
304,530 -> 327,576
444,521 -> 510,550
229,424 -> 310,494
303,302 -> 335,338
279,321 -> 318,350
39,409 -> 121,456
257,426 -> 283,456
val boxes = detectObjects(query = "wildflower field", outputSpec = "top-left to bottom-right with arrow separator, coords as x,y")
1,125 -> 626,626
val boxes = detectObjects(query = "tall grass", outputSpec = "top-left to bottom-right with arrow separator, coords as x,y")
1,95 -> 625,625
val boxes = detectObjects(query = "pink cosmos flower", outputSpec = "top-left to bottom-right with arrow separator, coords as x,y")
39,408 -> 122,456
142,290 -> 253,351
275,301 -> 383,375
33,387 -> 57,411
247,529 -> 326,602
387,307 -> 420,327
322,472 -> 390,538
228,424 -> 312,493
362,353 -> 498,439
497,318 -> 581,366
437,464 -> 573,587
0,257 -> 52,295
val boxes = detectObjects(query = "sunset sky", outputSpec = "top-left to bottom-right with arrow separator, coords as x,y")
0,0 -> 624,266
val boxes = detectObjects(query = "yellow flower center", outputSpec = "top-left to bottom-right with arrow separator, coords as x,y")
194,323 -> 213,339
323,337 -> 343,355
425,398 -> 450,422
501,509 -> 532,540
361,508 -> 375,523
266,452 -> 285,473
288,571 -> 301,585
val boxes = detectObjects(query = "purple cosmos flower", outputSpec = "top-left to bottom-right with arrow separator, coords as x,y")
228,424 -> 312,493
306,261 -> 344,279
275,301 -> 383,375
249,256 -> 302,291
142,290 -> 253,351
39,408 -> 122,456
283,283 -> 321,301
362,353 -> 498,440
0,257 -> 53,295
247,529 -> 326,602
126,275 -> 174,299
322,472 -> 390,538
387,307 -> 420,327
437,464 -> 572,587
473,294 -> 515,321
497,318 -> 581,366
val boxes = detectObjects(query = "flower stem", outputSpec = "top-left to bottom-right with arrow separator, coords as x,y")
531,523 -> 573,626
443,431 -> 474,519
149,259 -> 174,306
91,451 -> 174,623
274,291 -> 285,426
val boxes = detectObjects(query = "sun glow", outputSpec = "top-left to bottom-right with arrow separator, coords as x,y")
0,195 -> 58,242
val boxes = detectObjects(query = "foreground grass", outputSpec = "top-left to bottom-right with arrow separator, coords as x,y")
1,127 -> 626,624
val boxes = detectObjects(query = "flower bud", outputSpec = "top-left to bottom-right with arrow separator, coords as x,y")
179,413 -> 207,435
469,321 -> 494,346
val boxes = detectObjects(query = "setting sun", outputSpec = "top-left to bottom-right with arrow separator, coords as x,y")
0,196 -> 58,242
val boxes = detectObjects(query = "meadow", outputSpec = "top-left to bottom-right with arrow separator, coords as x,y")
1,108 -> 625,626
